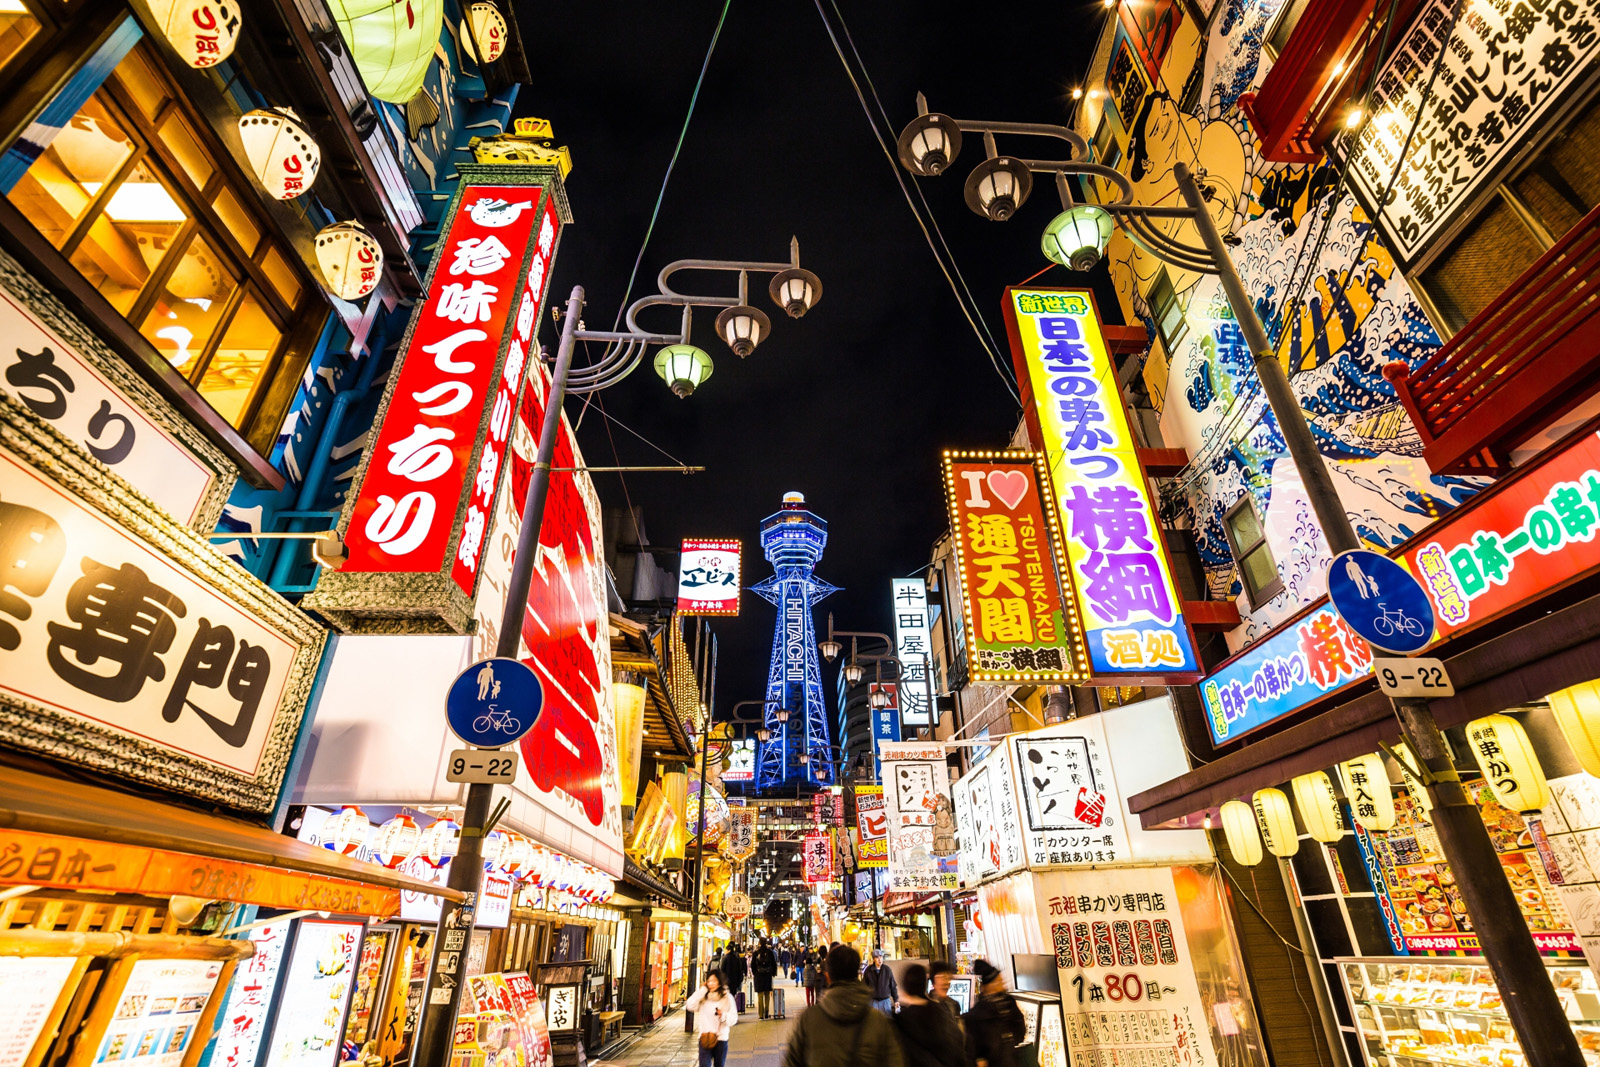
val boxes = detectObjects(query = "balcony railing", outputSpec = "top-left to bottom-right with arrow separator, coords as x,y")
1386,201 -> 1600,474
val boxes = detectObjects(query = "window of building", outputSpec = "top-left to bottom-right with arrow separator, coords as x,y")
1223,495 -> 1283,606
1417,94 -> 1600,333
1147,267 -> 1188,356
3,41 -> 322,446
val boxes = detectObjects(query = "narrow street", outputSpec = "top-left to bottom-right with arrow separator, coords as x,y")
597,978 -> 803,1067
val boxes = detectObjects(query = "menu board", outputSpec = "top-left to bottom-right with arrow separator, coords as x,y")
462,974 -> 551,1067
214,921 -> 292,1067
1037,1002 -> 1068,1067
264,920 -> 364,1067
0,956 -> 78,1067
341,928 -> 391,1055
94,960 -> 225,1067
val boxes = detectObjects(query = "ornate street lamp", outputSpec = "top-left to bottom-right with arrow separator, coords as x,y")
768,266 -> 823,318
819,638 -> 843,661
843,661 -> 865,685
964,146 -> 1033,221
1042,203 -> 1114,271
896,110 -> 963,176
654,344 -> 714,397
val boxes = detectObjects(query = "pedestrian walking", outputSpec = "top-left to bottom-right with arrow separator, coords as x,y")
782,944 -> 904,1067
803,948 -> 826,1006
752,938 -> 780,1018
892,964 -> 963,1067
780,945 -> 793,973
926,960 -> 962,1028
863,948 -> 898,1014
964,960 -> 1025,1067
722,943 -> 748,1011
686,972 -> 738,1067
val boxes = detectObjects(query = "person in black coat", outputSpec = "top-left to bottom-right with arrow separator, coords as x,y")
751,938 -> 780,1018
964,960 -> 1025,1067
893,964 -> 963,1067
721,944 -> 749,1007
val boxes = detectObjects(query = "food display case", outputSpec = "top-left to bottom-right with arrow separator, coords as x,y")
1338,957 -> 1600,1067
1009,990 -> 1068,1067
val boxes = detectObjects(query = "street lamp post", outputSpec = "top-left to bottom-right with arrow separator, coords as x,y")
898,96 -> 1580,1065
413,245 -> 821,1067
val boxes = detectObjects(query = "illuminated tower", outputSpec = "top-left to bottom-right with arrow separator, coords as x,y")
753,492 -> 838,791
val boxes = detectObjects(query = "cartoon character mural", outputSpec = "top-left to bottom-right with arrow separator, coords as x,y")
1091,0 -> 1489,649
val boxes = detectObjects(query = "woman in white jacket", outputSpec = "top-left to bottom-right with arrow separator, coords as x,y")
685,971 -> 738,1067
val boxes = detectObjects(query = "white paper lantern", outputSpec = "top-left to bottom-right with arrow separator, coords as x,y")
481,828 -> 505,871
500,833 -> 532,877
1291,771 -> 1346,843
1339,753 -> 1397,832
149,0 -> 240,68
239,108 -> 320,200
374,814 -> 421,869
466,3 -> 508,62
315,221 -> 381,301
1220,800 -> 1262,866
1466,713 -> 1551,813
331,805 -> 369,856
1253,788 -> 1299,857
421,817 -> 460,868
1392,742 -> 1433,812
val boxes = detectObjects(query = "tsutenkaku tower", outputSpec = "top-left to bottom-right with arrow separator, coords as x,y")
753,492 -> 838,791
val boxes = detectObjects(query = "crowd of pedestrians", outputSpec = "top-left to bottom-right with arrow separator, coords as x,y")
686,936 -> 1028,1067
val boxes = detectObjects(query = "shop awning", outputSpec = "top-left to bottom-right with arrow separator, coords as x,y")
622,858 -> 689,908
0,764 -> 463,917
612,616 -> 695,760
1129,588 -> 1600,827
883,893 -> 943,915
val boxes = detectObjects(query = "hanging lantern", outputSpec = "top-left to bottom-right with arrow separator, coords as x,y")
661,771 -> 688,870
314,221 -> 381,301
421,817 -> 460,868
239,108 -> 320,200
1219,801 -> 1263,866
1547,681 -> 1600,778
500,833 -> 532,877
1466,713 -> 1551,813
465,3 -> 508,63
613,671 -> 647,822
147,0 -> 240,68
1339,753 -> 1396,832
1252,788 -> 1299,857
1391,742 -> 1433,812
1291,771 -> 1345,843
528,845 -> 551,889
373,814 -> 421,869
330,805 -> 369,856
481,828 -> 506,872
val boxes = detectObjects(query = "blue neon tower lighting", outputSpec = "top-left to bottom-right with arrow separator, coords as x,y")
752,492 -> 838,791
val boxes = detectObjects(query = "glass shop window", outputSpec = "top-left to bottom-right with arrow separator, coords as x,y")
4,42 -> 319,439
1418,95 -> 1600,333
1223,495 -> 1283,606
1147,267 -> 1188,357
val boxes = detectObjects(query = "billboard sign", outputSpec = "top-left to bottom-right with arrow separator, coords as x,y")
891,578 -> 933,724
881,741 -> 958,890
943,451 -> 1088,683
677,539 -> 742,615
870,682 -> 901,761
855,785 -> 888,867
802,832 -> 834,883
1003,289 -> 1200,681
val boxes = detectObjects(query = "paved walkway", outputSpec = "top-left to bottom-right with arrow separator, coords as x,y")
594,978 -> 805,1067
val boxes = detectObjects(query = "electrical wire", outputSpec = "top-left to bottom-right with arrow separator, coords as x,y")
809,0 -> 1021,405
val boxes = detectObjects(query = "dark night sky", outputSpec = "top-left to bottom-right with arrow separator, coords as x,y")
511,1 -> 1121,717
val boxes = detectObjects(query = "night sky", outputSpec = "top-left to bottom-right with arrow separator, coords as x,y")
513,1 -> 1121,717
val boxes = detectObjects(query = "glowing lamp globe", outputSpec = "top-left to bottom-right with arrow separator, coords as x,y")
1219,800 -> 1262,866
330,805 -> 370,856
466,2 -> 507,62
149,0 -> 240,67
653,344 -> 713,398
768,267 -> 823,319
843,662 -> 864,685
715,304 -> 771,357
895,111 -> 963,176
315,221 -> 381,301
373,814 -> 421,869
1042,206 -> 1114,271
1547,681 -> 1600,778
964,156 -> 1032,221
421,817 -> 460,868
239,108 -> 320,200
868,689 -> 890,709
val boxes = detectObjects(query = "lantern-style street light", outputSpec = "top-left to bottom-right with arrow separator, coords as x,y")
899,93 -> 1579,1067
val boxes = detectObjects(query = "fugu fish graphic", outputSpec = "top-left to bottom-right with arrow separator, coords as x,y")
468,198 -> 535,228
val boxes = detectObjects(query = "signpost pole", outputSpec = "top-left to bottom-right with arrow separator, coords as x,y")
684,630 -> 716,1033
1178,170 -> 1580,1065
412,289 -> 584,1067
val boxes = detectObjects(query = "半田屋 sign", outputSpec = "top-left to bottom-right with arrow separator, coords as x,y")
891,578 -> 934,723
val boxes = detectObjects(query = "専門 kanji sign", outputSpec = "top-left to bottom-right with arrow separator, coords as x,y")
943,451 -> 1088,683
1003,288 -> 1200,682
309,166 -> 564,635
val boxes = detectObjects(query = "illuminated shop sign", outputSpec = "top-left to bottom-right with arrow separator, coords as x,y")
676,539 -> 741,615
1203,428 -> 1600,743
1003,288 -> 1200,680
942,451 -> 1088,683
891,578 -> 933,724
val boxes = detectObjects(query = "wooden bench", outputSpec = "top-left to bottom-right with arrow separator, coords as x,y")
596,1011 -> 625,1044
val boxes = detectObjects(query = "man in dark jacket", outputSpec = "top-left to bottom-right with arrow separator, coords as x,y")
721,944 -> 749,1008
783,945 -> 904,1067
964,960 -> 1025,1067
751,938 -> 780,1018
863,948 -> 898,1014
927,959 -> 962,1027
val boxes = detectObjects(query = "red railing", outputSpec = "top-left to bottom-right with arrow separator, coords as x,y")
1386,201 -> 1600,474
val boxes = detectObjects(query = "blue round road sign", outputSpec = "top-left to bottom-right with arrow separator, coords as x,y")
1326,549 -> 1435,654
445,657 -> 543,747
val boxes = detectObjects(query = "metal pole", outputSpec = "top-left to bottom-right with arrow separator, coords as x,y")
1175,165 -> 1580,1066
412,287 -> 584,1067
684,629 -> 716,1031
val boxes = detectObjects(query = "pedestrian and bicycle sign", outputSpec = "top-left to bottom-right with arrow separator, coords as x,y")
445,657 -> 543,748
1326,549 -> 1435,655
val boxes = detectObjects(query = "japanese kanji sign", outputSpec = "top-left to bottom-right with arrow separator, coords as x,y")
891,578 -> 934,724
726,807 -> 757,862
855,785 -> 888,867
311,170 -> 562,635
803,832 -> 835,883
954,743 -> 1026,887
943,452 -> 1088,683
1003,289 -> 1200,681
869,682 -> 901,765
1342,0 -> 1600,266
677,539 -> 741,615
881,741 -> 960,890
0,393 -> 324,812
1012,719 -> 1131,868
214,921 -> 288,1067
